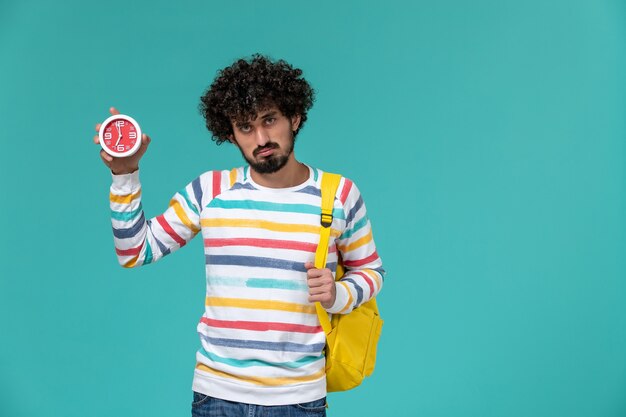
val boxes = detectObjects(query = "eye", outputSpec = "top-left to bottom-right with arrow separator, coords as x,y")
239,124 -> 252,133
264,117 -> 276,125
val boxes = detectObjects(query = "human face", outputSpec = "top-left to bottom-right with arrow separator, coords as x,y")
230,108 -> 301,174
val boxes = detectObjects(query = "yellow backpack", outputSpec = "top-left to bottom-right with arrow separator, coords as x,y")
314,172 -> 384,392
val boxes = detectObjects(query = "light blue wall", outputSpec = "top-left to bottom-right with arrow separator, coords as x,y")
1,1 -> 624,416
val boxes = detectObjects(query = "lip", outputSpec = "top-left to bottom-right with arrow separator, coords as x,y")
256,148 -> 275,157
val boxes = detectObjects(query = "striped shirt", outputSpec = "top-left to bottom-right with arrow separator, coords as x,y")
109,164 -> 384,405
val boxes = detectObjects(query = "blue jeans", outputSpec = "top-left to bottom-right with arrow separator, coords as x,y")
191,392 -> 327,417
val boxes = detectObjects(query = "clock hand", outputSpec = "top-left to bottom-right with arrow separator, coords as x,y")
115,121 -> 122,146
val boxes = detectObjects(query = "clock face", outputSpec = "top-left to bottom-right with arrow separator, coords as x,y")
99,114 -> 142,157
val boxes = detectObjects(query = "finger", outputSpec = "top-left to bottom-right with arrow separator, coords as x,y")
100,149 -> 113,163
308,284 -> 329,295
309,295 -> 324,304
308,275 -> 334,289
308,274 -> 334,287
95,123 -> 101,132
304,262 -> 316,270
307,276 -> 321,289
137,134 -> 151,152
309,293 -> 333,304
307,268 -> 323,279
134,134 -> 151,159
93,134 -> 100,144
110,107 -> 120,115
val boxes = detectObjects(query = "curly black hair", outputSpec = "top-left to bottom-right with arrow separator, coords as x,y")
199,54 -> 315,145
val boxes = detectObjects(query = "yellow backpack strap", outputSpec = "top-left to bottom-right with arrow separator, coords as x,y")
314,172 -> 342,335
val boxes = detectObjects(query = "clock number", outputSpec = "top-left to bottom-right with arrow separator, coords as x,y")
128,132 -> 137,139
104,132 -> 112,140
117,145 -> 125,152
117,121 -> 125,127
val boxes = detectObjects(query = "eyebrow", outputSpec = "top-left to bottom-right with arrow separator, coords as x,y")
234,110 -> 278,128
260,110 -> 278,119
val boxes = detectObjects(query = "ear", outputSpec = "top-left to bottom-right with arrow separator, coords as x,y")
291,114 -> 302,132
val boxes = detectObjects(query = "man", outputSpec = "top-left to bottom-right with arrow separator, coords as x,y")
93,54 -> 384,417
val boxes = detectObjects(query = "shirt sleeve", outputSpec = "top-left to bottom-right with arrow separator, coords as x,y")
109,170 -> 207,268
326,177 -> 385,314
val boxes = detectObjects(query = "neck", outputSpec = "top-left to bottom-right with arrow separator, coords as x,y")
250,154 -> 309,188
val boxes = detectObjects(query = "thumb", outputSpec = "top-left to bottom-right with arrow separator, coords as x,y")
304,261 -> 316,270
134,134 -> 151,158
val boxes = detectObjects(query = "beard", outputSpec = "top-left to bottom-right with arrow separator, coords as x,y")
241,137 -> 294,174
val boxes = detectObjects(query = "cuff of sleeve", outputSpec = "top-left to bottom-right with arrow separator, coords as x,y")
325,282 -> 350,314
110,170 -> 141,194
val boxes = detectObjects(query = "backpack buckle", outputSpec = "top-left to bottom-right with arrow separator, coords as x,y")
320,211 -> 333,228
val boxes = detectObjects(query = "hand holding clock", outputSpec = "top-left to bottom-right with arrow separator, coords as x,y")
93,107 -> 150,175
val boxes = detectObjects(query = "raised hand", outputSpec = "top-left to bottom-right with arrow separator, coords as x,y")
94,107 -> 151,175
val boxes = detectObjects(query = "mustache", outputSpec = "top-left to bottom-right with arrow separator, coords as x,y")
253,142 -> 279,156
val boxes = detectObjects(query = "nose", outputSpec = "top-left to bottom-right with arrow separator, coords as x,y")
254,126 -> 270,147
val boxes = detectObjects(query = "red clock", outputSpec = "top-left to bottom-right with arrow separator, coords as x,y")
98,114 -> 142,158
